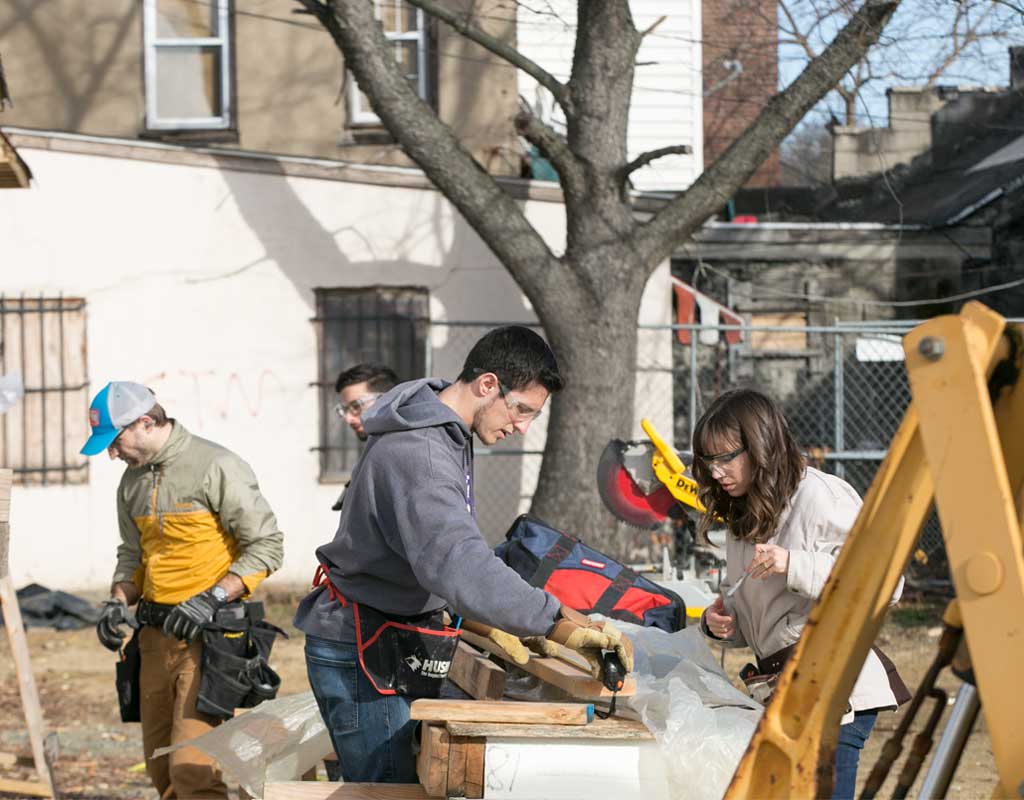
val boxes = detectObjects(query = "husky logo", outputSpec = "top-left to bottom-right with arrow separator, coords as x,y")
404,654 -> 422,672
403,654 -> 451,679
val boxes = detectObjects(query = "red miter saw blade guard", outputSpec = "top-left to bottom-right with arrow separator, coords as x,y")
596,439 -> 677,529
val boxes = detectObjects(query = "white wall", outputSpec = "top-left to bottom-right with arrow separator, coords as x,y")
0,140 -> 673,591
516,0 -> 703,192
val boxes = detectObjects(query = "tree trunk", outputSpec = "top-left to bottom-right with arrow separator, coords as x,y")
530,268 -> 645,556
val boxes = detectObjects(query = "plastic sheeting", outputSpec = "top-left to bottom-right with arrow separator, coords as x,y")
161,622 -> 760,799
620,620 -> 763,800
152,691 -> 331,799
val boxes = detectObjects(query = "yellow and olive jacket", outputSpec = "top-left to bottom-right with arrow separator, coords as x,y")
112,421 -> 284,604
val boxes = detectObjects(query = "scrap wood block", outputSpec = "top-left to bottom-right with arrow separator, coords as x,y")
416,723 -> 450,798
416,722 -> 484,799
410,699 -> 593,726
448,640 -> 506,700
460,629 -> 635,700
445,734 -> 484,799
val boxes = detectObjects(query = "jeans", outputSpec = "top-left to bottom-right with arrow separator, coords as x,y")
304,634 -> 418,783
832,710 -> 878,800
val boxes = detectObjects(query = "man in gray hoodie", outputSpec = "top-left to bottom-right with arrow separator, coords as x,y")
296,325 -> 631,783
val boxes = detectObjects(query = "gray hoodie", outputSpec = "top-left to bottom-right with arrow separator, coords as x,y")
295,378 -> 561,642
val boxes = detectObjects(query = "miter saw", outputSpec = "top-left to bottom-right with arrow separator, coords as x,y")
596,418 -> 706,529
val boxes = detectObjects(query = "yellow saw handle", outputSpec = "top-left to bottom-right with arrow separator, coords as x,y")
640,418 -> 706,514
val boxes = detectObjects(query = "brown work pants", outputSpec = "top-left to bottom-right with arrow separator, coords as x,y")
139,626 -> 228,799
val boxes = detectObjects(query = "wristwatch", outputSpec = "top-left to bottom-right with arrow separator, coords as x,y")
210,585 -> 230,605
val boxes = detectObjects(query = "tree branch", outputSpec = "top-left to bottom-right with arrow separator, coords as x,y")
402,0 -> 568,109
296,0 -> 562,294
619,145 -> 693,180
636,0 -> 902,269
513,107 -> 584,195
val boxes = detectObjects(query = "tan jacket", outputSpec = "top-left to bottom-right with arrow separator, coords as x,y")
112,421 -> 284,604
701,467 -> 903,717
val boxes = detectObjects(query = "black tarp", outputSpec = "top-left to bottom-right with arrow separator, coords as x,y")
0,583 -> 102,630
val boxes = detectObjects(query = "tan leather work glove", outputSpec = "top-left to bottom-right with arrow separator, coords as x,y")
523,635 -> 560,658
545,606 -> 635,679
461,619 -> 531,666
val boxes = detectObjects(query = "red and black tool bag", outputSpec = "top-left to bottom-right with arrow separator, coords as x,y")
495,514 -> 686,633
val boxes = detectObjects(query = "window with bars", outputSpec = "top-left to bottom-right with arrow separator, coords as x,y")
143,0 -> 233,131
0,297 -> 90,485
314,287 -> 429,481
348,0 -> 428,126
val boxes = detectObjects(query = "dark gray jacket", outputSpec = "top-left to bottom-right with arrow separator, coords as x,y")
295,379 -> 560,642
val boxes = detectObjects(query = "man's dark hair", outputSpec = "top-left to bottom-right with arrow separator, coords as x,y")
334,363 -> 400,394
144,402 -> 170,427
456,326 -> 564,393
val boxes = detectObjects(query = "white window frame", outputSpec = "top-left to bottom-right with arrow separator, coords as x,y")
143,0 -> 232,130
348,2 -> 428,126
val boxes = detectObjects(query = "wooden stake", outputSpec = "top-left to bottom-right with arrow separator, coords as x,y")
0,469 -> 58,798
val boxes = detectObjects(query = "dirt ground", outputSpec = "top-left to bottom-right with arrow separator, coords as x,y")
0,589 -> 998,799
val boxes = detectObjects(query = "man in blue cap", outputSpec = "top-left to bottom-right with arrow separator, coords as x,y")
84,381 -> 284,799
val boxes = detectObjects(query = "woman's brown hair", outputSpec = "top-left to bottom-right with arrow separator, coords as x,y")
692,389 -> 805,544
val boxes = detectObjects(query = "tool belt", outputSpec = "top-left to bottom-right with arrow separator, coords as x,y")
197,603 -> 287,720
313,564 -> 460,698
135,599 -> 176,628
740,643 -> 911,708
132,598 -> 286,721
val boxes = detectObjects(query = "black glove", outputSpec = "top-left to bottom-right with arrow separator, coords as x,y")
162,588 -> 227,643
96,599 -> 138,652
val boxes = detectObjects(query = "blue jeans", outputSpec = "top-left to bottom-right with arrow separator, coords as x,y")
832,710 -> 877,799
304,635 -> 418,783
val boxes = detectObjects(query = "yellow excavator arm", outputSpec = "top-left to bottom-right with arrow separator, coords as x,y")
723,301 -> 1024,798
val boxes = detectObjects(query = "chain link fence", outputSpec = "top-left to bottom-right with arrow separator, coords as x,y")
643,320 -> 948,575
430,318 -> 959,579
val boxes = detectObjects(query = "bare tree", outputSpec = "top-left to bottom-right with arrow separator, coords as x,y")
294,0 -> 901,552
781,122 -> 835,185
776,0 -> 1018,125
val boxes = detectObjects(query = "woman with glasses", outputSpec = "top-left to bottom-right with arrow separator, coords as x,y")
693,388 -> 908,800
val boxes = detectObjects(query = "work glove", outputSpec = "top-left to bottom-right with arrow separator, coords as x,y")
96,599 -> 139,652
462,619 -> 532,665
162,588 -> 226,643
544,606 -> 635,679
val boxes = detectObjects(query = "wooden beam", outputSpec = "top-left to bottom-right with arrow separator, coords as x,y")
0,469 -> 10,580
410,699 -> 593,726
1,574 -> 57,797
460,629 -> 635,700
445,718 -> 654,740
446,735 -> 484,799
416,723 -> 449,798
263,783 -> 429,800
448,641 -> 506,700
0,777 -> 51,797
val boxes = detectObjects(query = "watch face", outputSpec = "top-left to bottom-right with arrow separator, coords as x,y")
212,586 -> 229,602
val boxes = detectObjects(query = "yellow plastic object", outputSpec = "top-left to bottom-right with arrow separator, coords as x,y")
723,301 -> 1024,798
640,418 -> 706,514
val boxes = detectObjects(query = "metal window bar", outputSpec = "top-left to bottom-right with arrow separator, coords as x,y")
0,295 -> 89,484
311,292 -> 429,479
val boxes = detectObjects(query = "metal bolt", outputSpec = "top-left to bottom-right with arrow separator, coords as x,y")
918,337 -> 945,361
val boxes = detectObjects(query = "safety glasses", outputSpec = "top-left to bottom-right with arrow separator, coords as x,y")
334,393 -> 380,419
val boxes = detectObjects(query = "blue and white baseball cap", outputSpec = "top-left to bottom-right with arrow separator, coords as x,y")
80,381 -> 157,456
